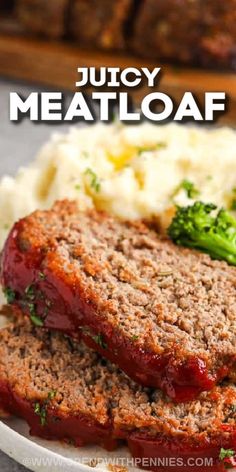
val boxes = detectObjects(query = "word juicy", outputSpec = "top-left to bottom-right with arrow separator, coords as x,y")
10,67 -> 226,122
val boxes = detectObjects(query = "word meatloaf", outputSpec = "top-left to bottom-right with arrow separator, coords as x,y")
0,310 -> 236,472
1,201 -> 236,402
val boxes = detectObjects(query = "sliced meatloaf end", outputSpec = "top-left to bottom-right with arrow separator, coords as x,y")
69,0 -> 133,50
131,0 -> 236,69
16,0 -> 69,38
0,310 -> 236,472
1,200 -> 236,401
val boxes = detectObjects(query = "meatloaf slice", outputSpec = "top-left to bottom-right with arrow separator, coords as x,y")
132,0 -> 236,69
0,310 -> 236,472
69,0 -> 133,50
1,200 -> 236,402
16,0 -> 69,38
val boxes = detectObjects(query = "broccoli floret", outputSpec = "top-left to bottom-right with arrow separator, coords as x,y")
168,201 -> 236,265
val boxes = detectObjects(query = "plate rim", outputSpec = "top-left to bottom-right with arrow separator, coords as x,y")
0,419 -> 95,472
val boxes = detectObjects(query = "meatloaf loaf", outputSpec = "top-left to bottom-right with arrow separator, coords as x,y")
0,310 -> 236,472
16,0 -> 69,38
2,200 -> 236,402
69,0 -> 133,50
132,0 -> 236,69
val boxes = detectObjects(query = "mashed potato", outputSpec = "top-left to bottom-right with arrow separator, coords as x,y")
1,122 -> 236,248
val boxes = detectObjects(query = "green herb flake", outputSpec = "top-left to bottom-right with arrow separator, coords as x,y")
34,402 -> 47,426
48,390 -> 57,400
75,184 -> 81,191
3,287 -> 16,304
30,314 -> 44,327
28,304 -> 44,327
219,448 -> 235,461
131,335 -> 139,341
85,168 -> 101,193
173,179 -> 200,200
34,390 -> 57,426
92,334 -> 107,350
137,142 -> 166,155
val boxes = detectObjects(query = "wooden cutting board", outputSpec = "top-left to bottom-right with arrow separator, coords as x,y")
0,30 -> 236,125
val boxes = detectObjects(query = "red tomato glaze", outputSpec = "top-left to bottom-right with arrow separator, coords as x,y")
0,223 -> 226,402
0,380 -> 234,472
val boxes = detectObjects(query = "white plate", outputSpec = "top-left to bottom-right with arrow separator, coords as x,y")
0,418 -> 136,472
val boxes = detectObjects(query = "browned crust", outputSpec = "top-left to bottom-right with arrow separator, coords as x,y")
2,200 -> 236,399
0,312 -> 236,445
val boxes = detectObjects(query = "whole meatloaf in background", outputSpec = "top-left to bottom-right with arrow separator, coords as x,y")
0,309 -> 236,472
132,0 -> 236,69
16,0 -> 69,38
2,200 -> 236,402
69,0 -> 133,50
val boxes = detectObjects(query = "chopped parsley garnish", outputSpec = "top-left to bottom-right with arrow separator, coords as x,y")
131,335 -> 139,341
85,168 -> 101,193
3,287 -> 16,304
34,403 -> 47,426
173,179 -> 200,200
48,390 -> 57,400
28,303 -> 44,327
23,283 -> 46,325
30,313 -> 44,327
34,391 -> 57,427
219,448 -> 235,461
137,142 -> 166,155
92,334 -> 107,349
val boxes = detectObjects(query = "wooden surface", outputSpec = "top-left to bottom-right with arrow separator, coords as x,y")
0,31 -> 236,124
